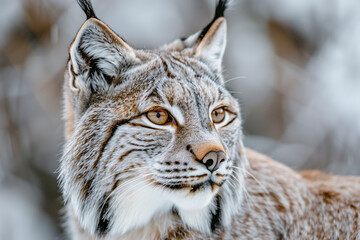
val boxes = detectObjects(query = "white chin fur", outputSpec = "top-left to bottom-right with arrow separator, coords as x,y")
110,181 -> 173,236
168,187 -> 215,211
109,181 -> 217,236
171,188 -> 217,234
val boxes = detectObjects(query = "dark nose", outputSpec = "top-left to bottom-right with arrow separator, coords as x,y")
200,151 -> 226,172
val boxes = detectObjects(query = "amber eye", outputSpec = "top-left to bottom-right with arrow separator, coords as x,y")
147,109 -> 169,125
211,107 -> 225,123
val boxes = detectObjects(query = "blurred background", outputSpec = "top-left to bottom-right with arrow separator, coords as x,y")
0,0 -> 359,239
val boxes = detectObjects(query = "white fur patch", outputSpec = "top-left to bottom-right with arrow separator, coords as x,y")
168,105 -> 185,126
168,187 -> 214,211
110,180 -> 172,236
177,206 -> 213,234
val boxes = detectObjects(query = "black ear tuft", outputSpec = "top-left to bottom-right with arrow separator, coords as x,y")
214,0 -> 228,19
77,0 -> 97,19
199,0 -> 228,40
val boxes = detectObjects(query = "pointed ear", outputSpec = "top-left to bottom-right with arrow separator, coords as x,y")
163,19 -> 226,74
162,0 -> 228,74
194,17 -> 227,74
68,18 -> 137,94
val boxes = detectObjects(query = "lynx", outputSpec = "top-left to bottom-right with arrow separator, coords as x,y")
59,0 -> 360,239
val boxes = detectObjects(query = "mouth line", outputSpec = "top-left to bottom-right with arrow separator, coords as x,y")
156,179 -> 218,191
153,173 -> 226,192
190,179 -> 221,193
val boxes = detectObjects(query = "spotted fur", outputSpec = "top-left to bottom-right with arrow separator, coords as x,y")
59,1 -> 360,239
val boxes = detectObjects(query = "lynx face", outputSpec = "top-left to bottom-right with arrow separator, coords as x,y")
60,0 -> 246,237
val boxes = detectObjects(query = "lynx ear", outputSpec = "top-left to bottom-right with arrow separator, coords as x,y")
194,17 -> 226,74
68,18 -> 137,93
163,0 -> 228,74
192,0 -> 228,74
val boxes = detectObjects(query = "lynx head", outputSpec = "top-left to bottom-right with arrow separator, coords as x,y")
60,0 -> 247,237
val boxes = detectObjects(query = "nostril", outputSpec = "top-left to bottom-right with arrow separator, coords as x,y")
199,151 -> 226,172
205,159 -> 214,168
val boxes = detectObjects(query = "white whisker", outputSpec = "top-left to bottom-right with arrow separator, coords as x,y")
224,76 -> 248,84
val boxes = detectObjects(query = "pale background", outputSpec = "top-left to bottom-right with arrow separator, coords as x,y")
0,0 -> 359,239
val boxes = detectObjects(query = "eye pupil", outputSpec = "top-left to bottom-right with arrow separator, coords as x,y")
147,109 -> 169,125
211,107 -> 225,123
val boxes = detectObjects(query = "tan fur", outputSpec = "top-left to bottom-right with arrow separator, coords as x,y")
63,89 -> 75,139
192,142 -> 225,160
236,149 -> 360,239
